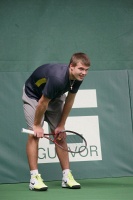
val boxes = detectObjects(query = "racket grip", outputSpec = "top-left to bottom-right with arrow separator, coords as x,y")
21,128 -> 34,135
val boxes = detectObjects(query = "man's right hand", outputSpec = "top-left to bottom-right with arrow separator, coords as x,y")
33,125 -> 44,138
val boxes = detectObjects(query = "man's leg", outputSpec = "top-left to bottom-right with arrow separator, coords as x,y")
55,139 -> 69,170
54,138 -> 80,189
26,135 -> 48,191
22,87 -> 48,191
26,135 -> 39,170
46,96 -> 81,189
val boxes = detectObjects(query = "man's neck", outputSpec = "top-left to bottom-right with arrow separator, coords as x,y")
68,68 -> 75,80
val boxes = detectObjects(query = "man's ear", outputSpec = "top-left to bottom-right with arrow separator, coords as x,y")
69,64 -> 74,71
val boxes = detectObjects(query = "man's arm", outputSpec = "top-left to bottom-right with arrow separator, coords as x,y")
33,95 -> 51,137
55,92 -> 76,133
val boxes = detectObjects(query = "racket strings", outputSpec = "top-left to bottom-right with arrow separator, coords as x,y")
65,131 -> 87,153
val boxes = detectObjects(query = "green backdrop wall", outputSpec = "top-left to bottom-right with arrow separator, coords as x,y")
0,0 -> 133,183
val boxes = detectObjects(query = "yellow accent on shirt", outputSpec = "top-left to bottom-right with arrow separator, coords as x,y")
35,78 -> 47,87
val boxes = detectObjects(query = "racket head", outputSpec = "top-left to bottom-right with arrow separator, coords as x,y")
54,130 -> 87,153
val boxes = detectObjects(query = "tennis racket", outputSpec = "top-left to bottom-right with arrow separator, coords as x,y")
21,128 -> 87,153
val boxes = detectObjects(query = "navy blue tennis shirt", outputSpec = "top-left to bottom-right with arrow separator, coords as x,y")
25,63 -> 82,101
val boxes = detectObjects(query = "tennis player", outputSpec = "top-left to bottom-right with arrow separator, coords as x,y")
22,52 -> 90,191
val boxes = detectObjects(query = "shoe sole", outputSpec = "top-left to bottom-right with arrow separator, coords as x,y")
29,187 -> 48,191
62,185 -> 81,189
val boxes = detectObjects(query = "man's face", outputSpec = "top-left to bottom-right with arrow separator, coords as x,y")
69,62 -> 89,81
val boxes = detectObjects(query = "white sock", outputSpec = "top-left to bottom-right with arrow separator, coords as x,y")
30,169 -> 39,176
62,169 -> 70,177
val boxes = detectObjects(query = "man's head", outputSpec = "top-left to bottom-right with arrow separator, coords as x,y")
69,52 -> 90,81
69,52 -> 90,67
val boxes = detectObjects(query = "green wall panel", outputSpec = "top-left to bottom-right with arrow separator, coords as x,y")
0,0 -> 133,71
0,70 -> 133,183
128,70 -> 133,131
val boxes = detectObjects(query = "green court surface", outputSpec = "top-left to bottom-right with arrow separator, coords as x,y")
0,177 -> 133,200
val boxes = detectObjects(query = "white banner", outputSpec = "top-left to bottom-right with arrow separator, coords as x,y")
38,116 -> 102,163
38,89 -> 102,163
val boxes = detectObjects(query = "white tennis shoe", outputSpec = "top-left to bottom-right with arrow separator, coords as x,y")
62,171 -> 81,189
29,174 -> 48,191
